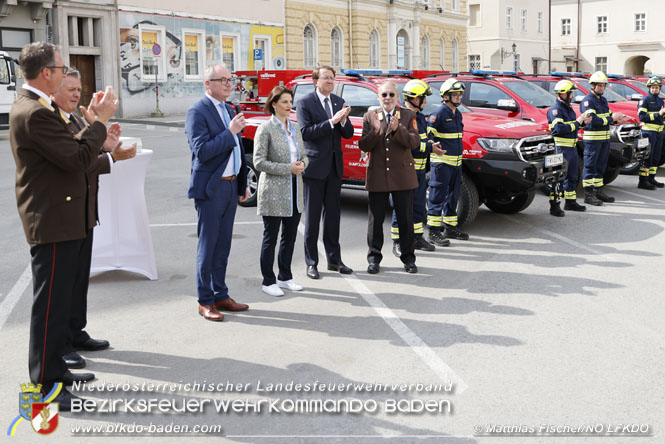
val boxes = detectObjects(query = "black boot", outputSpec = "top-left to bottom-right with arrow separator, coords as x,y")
428,228 -> 450,247
584,189 -> 603,206
549,201 -> 565,217
595,187 -> 615,203
649,174 -> 664,188
564,199 -> 586,212
414,235 -> 436,251
638,175 -> 656,190
443,224 -> 469,240
392,240 -> 401,258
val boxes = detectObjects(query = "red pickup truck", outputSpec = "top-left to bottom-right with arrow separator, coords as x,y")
234,70 -> 565,227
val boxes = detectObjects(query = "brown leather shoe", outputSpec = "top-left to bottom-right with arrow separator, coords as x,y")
214,298 -> 249,312
198,305 -> 224,321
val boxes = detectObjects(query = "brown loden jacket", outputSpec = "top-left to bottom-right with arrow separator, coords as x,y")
10,89 -> 107,244
358,107 -> 419,192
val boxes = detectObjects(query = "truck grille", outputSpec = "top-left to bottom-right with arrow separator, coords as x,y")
612,123 -> 641,144
513,135 -> 557,162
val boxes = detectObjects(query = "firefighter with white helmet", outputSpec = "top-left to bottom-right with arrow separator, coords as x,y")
547,79 -> 592,216
637,76 -> 665,190
426,78 -> 469,244
579,71 -> 629,205
390,79 -> 446,255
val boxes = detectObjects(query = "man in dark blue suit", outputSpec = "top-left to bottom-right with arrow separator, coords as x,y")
296,66 -> 354,279
186,64 -> 250,321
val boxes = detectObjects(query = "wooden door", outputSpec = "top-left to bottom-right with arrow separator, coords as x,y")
69,55 -> 95,108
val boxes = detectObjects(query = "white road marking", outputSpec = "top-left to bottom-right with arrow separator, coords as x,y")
0,264 -> 31,330
298,223 -> 468,392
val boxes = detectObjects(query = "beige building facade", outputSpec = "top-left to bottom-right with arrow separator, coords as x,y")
285,0 -> 468,71
466,0 -> 549,73
551,0 -> 665,75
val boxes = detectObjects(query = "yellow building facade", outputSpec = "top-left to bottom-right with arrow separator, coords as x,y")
285,0 -> 468,71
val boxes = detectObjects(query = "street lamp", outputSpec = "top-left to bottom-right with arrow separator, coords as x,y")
500,43 -> 517,64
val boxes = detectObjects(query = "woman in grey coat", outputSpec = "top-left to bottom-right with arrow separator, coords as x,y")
254,86 -> 308,296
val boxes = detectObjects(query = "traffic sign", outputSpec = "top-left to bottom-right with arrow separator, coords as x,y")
152,43 -> 161,56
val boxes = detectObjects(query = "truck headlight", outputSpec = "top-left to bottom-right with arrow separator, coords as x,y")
477,138 -> 519,153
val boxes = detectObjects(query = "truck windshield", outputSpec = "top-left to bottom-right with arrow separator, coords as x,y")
575,80 -> 627,103
421,81 -> 470,115
0,57 -> 10,85
501,80 -> 555,108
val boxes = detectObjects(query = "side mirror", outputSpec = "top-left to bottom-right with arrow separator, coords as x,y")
496,98 -> 518,112
630,93 -> 643,101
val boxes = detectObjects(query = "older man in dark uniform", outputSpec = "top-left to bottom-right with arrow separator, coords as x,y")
10,42 -> 117,410
359,81 -> 420,274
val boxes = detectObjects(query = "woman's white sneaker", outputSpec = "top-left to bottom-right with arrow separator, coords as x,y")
262,284 -> 284,297
277,279 -> 304,291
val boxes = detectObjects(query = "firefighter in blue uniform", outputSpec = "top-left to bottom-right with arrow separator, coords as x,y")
637,76 -> 665,190
427,78 -> 469,244
547,79 -> 592,216
579,71 -> 628,205
390,79 -> 447,256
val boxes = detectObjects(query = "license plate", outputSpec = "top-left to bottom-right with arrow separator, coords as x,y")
638,138 -> 649,148
545,153 -> 563,167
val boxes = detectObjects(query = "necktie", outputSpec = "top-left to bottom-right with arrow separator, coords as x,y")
385,113 -> 391,125
219,103 -> 241,175
71,114 -> 83,132
324,97 -> 333,119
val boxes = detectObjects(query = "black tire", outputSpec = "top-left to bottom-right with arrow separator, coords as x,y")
238,155 -> 259,208
457,173 -> 480,227
485,189 -> 536,214
603,165 -> 621,186
621,161 -> 641,175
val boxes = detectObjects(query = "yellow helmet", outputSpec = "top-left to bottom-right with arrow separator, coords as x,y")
646,77 -> 662,88
440,78 -> 465,97
554,79 -> 577,94
589,71 -> 608,84
403,79 -> 432,98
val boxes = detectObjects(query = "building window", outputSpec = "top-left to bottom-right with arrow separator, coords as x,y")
520,9 -> 527,31
561,18 -> 571,36
439,38 -> 445,69
396,29 -> 409,69
139,25 -> 166,81
0,28 -> 32,62
421,35 -> 429,69
221,33 -> 240,72
537,12 -> 543,33
506,7 -> 513,30
468,54 -> 481,70
595,56 -> 607,72
452,39 -> 458,72
597,16 -> 607,34
331,26 -> 343,68
183,30 -> 204,79
635,13 -> 646,32
369,30 -> 380,68
451,0 -> 459,11
469,4 -> 480,27
303,24 -> 317,68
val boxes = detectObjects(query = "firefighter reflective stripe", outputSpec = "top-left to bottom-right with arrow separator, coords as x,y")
638,107 -> 660,121
427,215 -> 443,227
419,133 -> 428,152
430,153 -> 463,165
642,123 -> 665,132
390,226 -> 399,240
429,128 -> 463,139
443,215 -> 458,226
553,137 -> 577,147
549,118 -> 564,129
414,222 -> 424,234
582,130 -> 610,140
564,190 -> 577,200
414,158 -> 427,170
596,112 -> 611,126
594,178 -> 604,187
650,166 -> 658,175
640,166 -> 650,176
582,178 -> 595,188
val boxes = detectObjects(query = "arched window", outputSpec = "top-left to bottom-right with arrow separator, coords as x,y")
439,38 -> 445,69
452,38 -> 459,72
303,24 -> 317,68
421,35 -> 429,69
396,29 -> 410,69
369,29 -> 380,68
331,27 -> 343,68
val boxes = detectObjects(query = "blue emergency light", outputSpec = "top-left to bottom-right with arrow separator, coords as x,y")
606,73 -> 630,79
548,71 -> 589,77
341,69 -> 413,76
470,69 -> 521,76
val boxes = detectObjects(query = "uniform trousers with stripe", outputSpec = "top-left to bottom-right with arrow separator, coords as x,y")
29,238 -> 87,394
583,140 -> 610,189
550,146 -> 579,201
391,169 -> 427,238
643,130 -> 663,169
428,163 -> 462,227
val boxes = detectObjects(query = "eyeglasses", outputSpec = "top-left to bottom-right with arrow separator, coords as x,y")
47,65 -> 69,74
319,76 -> 335,81
209,77 -> 234,84
381,92 -> 396,98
